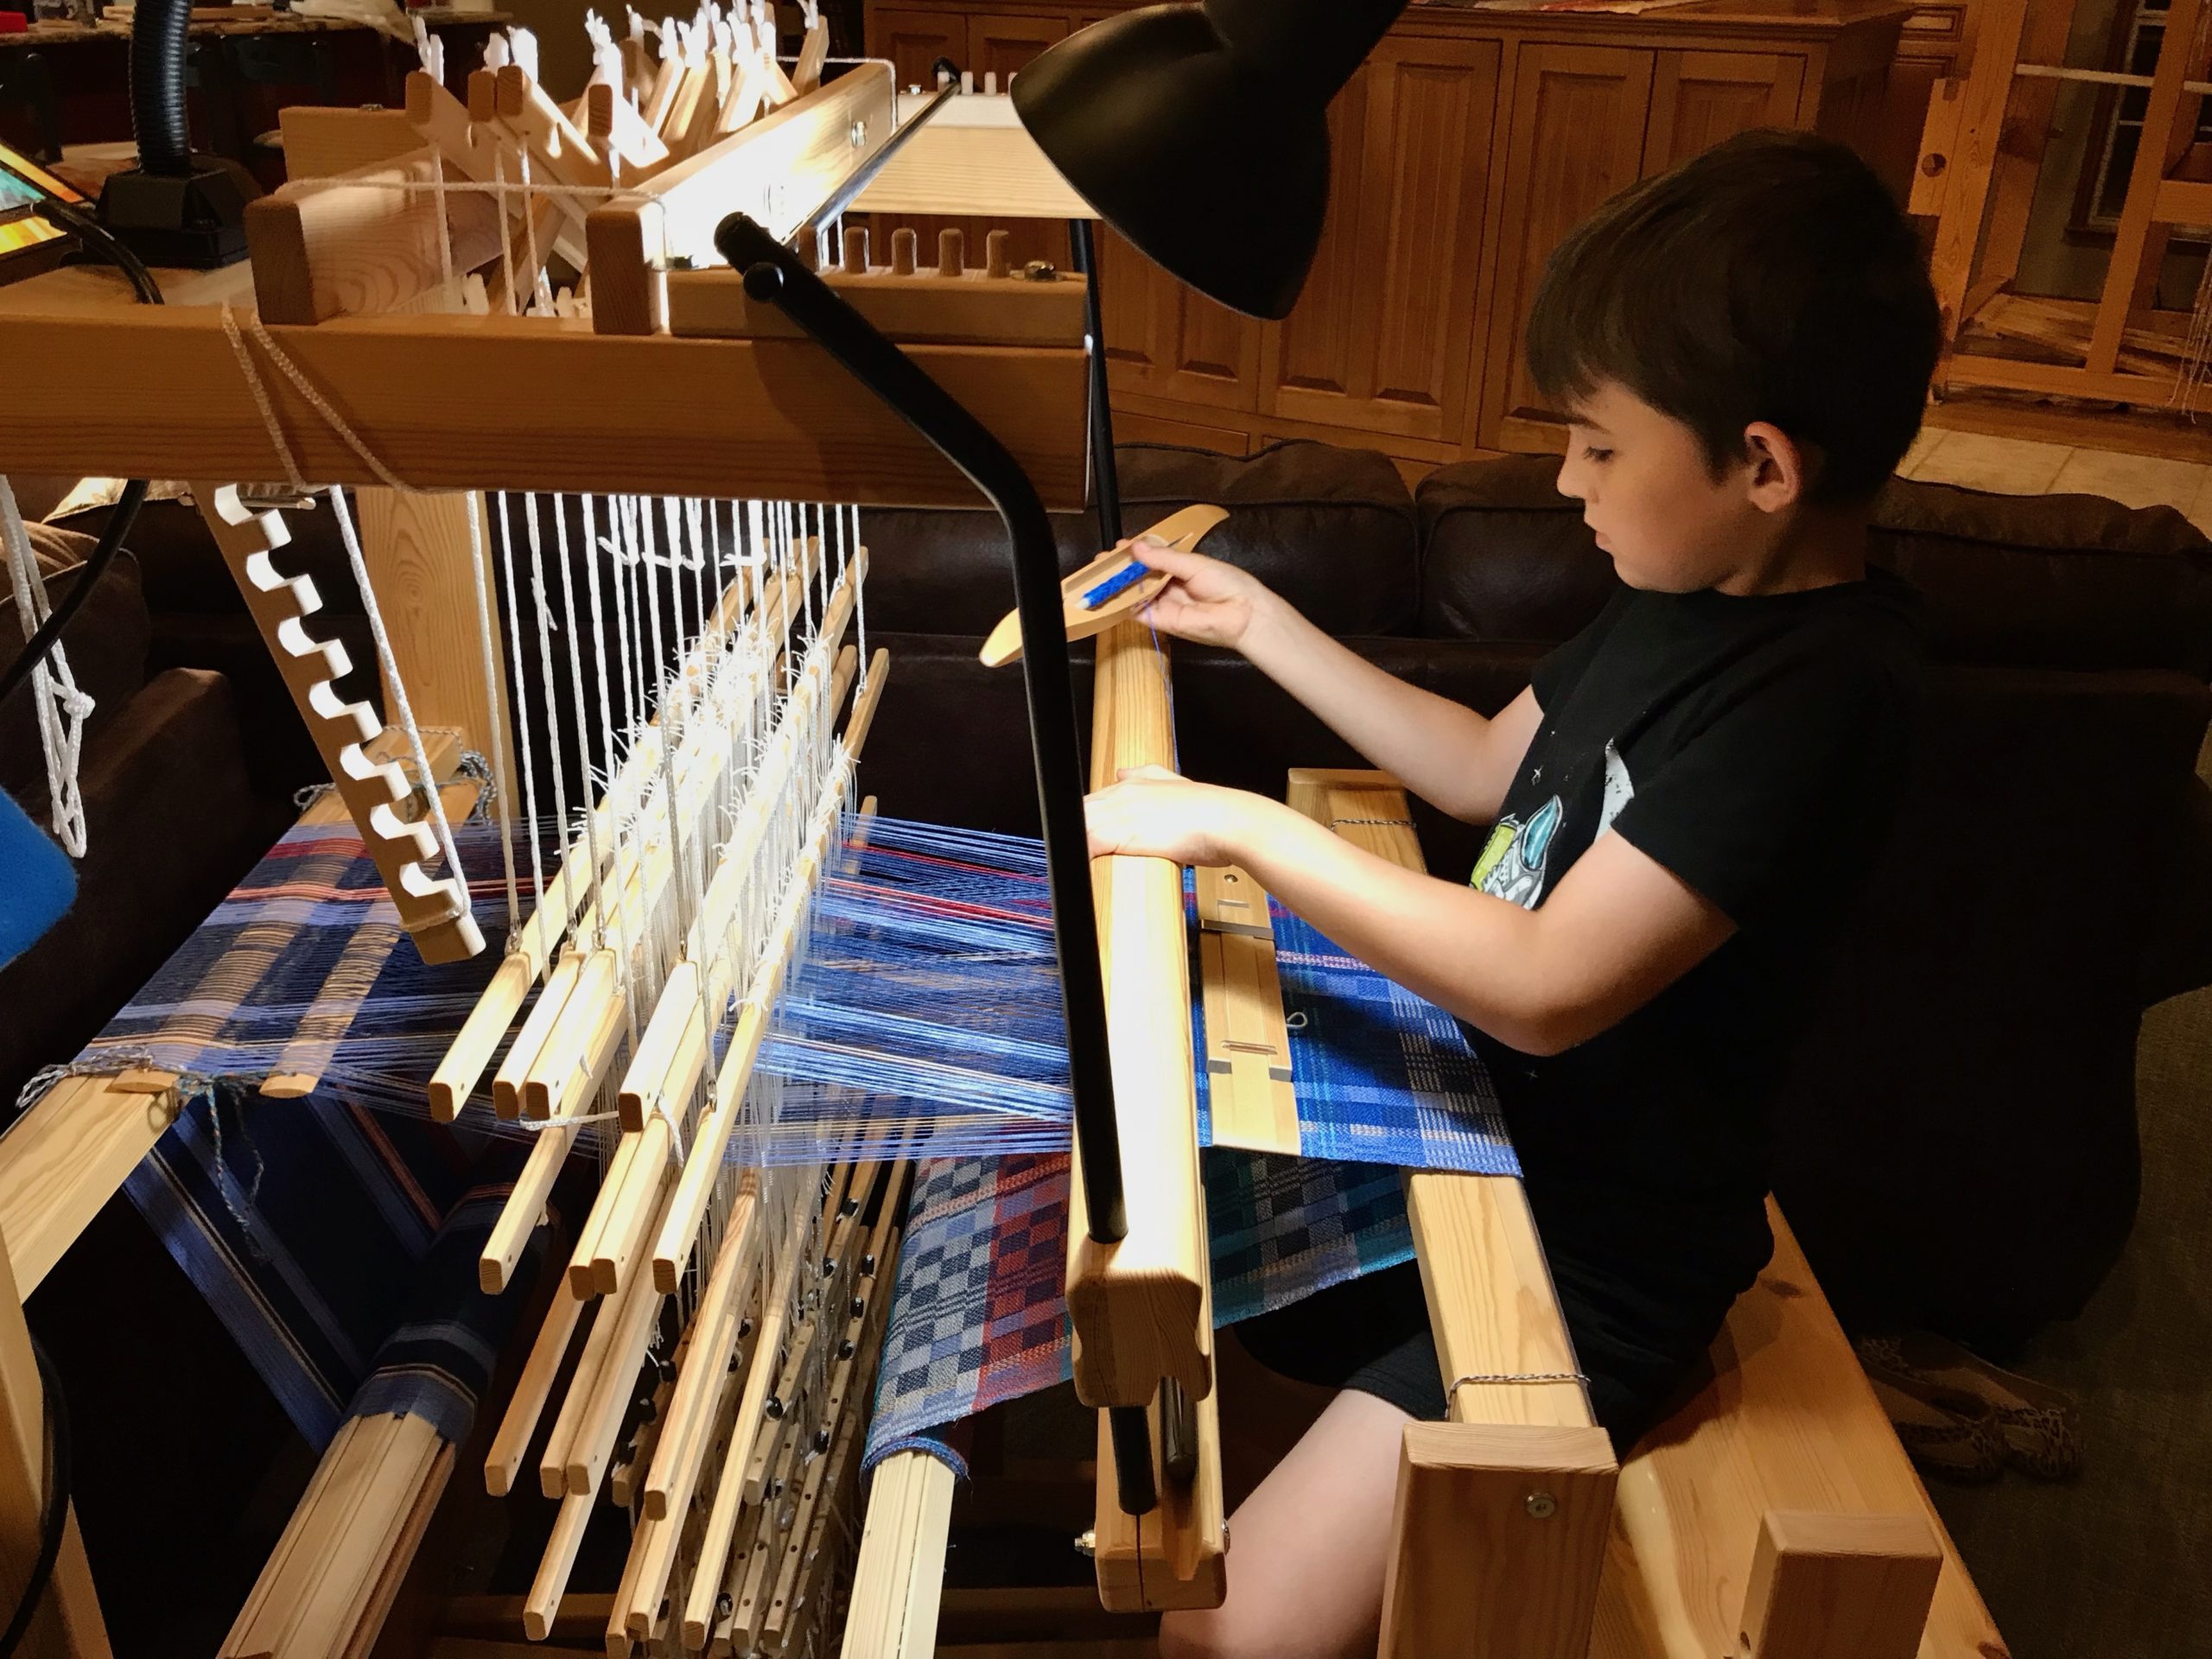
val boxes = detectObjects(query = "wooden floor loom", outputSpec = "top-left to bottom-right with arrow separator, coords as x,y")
0,30 -> 2010,1659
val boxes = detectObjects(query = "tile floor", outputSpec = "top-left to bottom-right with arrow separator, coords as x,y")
1904,425 -> 2212,531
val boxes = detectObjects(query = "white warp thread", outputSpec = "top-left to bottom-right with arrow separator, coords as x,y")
1,476 -> 94,856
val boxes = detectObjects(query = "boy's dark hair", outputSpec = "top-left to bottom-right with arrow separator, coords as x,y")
1526,130 -> 1940,505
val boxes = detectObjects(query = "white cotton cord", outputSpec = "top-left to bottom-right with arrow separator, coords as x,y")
550,496 -> 609,960
463,492 -> 522,947
521,494 -> 576,919
494,494 -> 550,911
326,487 -> 468,890
1,477 -> 92,857
222,307 -> 416,496
849,504 -> 867,690
493,146 -> 520,315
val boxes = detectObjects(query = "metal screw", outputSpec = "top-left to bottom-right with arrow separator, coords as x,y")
1525,1491 -> 1557,1519
1021,259 -> 1058,281
1072,1529 -> 1096,1558
849,118 -> 868,147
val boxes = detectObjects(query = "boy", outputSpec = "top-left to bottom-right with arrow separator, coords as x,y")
1084,130 -> 1941,1659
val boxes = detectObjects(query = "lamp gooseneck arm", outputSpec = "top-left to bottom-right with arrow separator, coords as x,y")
715,212 -> 1130,1249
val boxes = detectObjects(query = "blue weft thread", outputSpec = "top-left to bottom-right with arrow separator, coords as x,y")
1080,560 -> 1151,609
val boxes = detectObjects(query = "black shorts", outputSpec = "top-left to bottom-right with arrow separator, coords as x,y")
1230,1261 -> 1712,1459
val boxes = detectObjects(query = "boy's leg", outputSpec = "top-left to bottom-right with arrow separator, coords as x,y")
1157,1388 -> 1409,1659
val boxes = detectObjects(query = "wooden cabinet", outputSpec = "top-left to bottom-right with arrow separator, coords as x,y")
861,0 -> 1911,465
1262,35 -> 1503,447
1484,44 -> 1656,449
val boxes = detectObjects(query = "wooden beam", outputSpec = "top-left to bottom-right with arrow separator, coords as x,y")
1593,1208 -> 2005,1659
2087,0 -> 2208,372
1738,1510 -> 1942,1659
664,265 -> 1087,346
587,60 -> 896,334
1377,1423 -> 1615,1659
0,1076 -> 177,1298
0,308 -> 1089,509
1066,616 -> 1211,1409
276,106 -> 423,182
852,92 -> 1097,222
838,1452 -> 956,1659
245,154 -> 504,327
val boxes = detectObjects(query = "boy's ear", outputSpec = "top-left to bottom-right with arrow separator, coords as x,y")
1739,422 -> 1810,513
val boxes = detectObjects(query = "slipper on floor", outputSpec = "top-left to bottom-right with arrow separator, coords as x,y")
1857,1333 -> 2082,1480
1862,1369 -> 2008,1483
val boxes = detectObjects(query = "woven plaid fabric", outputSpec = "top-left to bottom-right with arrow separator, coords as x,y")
1216,900 -> 1517,1176
865,1148 -> 1421,1471
71,816 -> 543,1446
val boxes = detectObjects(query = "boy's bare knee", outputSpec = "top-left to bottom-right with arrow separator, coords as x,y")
1158,1607 -> 1257,1659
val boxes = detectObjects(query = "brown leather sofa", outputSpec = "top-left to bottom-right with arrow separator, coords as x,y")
0,517 -> 290,1109
856,437 -> 2212,1351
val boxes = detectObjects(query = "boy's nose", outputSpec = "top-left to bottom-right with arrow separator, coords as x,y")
1554,458 -> 1587,503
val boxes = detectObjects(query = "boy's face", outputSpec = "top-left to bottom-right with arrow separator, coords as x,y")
1553,381 -> 1786,594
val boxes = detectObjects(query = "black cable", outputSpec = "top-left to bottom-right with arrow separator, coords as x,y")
0,1336 -> 73,1657
0,189 -> 160,715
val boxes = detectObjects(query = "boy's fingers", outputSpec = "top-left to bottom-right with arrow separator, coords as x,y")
1126,540 -> 1208,578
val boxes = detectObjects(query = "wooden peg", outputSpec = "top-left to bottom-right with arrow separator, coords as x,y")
585,79 -> 615,145
938,226 -> 963,277
467,67 -> 499,123
842,226 -> 869,275
960,69 -> 975,94
891,226 -> 918,276
985,228 -> 1012,280
983,70 -> 998,95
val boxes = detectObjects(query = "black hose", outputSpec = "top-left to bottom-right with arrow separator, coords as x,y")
130,0 -> 194,177
0,1337 -> 73,1657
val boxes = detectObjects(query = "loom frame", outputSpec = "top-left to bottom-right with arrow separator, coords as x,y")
0,57 -> 2008,1659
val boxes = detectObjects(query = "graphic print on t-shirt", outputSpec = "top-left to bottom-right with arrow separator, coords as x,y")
1469,741 -> 1636,911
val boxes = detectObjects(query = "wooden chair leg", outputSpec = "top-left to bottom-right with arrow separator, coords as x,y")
1377,1422 -> 1615,1659
1738,1510 -> 1942,1659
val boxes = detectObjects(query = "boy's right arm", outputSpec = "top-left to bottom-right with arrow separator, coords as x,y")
1134,541 -> 1541,823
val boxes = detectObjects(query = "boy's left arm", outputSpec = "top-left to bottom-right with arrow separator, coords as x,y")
1087,768 -> 1732,1058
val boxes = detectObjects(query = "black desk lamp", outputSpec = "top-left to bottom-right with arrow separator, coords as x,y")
99,0 -> 257,268
1012,0 -> 1412,320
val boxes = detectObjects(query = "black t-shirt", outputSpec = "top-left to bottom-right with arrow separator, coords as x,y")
1467,566 -> 1923,1372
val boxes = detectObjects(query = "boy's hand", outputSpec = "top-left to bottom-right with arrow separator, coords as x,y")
1122,537 -> 1273,652
1086,766 -> 1268,867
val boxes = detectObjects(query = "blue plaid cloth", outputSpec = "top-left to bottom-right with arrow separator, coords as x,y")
67,817 -> 549,1448
1197,898 -> 1517,1176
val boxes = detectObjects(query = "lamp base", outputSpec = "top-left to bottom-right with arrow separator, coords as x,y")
97,157 -> 257,269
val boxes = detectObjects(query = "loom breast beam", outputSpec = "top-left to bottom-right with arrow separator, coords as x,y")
1282,770 -> 1617,1659
191,485 -> 482,964
978,503 -> 1229,667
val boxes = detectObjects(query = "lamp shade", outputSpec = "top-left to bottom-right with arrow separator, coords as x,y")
1012,0 -> 1409,320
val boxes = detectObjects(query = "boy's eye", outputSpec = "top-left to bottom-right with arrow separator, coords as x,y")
1582,447 -> 1613,464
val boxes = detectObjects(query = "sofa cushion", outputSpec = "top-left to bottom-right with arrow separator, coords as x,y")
1416,454 -> 2212,677
2,521 -> 150,800
0,667 -> 280,1107
860,439 -> 1420,639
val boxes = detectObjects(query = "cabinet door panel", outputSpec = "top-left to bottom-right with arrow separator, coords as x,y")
1265,67 -> 1376,407
1642,51 -> 1806,175
867,7 -> 964,87
1265,38 -> 1502,442
1484,43 -> 1656,444
1360,40 -> 1503,440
